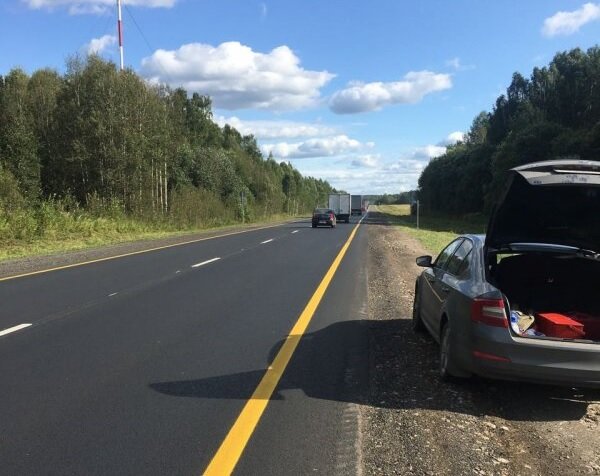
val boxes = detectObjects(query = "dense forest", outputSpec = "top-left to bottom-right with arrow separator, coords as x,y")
418,46 -> 600,216
0,56 -> 333,244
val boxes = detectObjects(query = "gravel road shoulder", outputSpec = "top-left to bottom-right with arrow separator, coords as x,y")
362,211 -> 600,475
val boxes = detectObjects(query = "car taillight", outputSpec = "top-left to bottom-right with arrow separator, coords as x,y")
471,298 -> 508,328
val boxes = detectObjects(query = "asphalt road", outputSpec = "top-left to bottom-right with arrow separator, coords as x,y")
0,216 -> 369,475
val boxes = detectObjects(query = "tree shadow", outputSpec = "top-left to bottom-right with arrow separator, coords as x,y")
150,319 -> 599,422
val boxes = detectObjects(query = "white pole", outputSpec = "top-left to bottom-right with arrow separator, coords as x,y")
117,0 -> 124,71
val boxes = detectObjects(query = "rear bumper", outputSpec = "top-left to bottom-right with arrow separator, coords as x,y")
466,325 -> 600,387
312,219 -> 334,226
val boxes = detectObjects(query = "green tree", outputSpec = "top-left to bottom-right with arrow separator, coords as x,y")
0,69 -> 40,200
418,45 -> 600,217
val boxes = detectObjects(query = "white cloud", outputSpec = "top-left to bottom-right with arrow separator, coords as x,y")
438,131 -> 465,146
309,156 -> 430,194
402,131 -> 463,162
445,57 -> 475,71
350,154 -> 379,168
446,57 -> 461,70
542,2 -> 600,37
295,130 -> 463,193
214,116 -> 336,139
23,0 -> 176,14
329,71 -> 452,114
83,34 -> 116,55
299,165 -> 423,194
384,160 -> 428,174
141,41 -> 335,111
261,135 -> 373,159
409,145 -> 447,161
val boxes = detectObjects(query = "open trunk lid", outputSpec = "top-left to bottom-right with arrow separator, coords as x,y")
485,160 -> 600,252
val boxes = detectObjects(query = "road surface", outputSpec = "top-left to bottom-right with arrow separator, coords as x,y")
0,217 -> 369,475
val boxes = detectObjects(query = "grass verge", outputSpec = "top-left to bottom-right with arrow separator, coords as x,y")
0,211 -> 297,262
373,204 -> 486,255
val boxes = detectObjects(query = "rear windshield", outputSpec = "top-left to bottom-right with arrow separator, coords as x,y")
315,209 -> 332,214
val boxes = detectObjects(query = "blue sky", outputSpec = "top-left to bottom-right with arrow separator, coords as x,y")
2,1 -> 600,194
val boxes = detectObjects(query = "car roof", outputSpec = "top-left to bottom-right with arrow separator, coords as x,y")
460,234 -> 485,244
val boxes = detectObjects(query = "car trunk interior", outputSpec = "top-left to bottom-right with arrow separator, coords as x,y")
489,252 -> 600,342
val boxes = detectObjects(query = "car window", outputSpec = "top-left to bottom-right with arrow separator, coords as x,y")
434,238 -> 463,270
445,239 -> 474,276
456,248 -> 474,276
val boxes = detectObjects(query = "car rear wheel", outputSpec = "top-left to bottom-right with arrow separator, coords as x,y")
412,288 -> 426,332
440,321 -> 462,381
312,224 -> 317,228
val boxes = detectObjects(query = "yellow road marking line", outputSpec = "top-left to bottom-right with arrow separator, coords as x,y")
203,217 -> 364,476
0,222 -> 293,283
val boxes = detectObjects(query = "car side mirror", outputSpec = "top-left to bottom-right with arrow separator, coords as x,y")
416,255 -> 433,267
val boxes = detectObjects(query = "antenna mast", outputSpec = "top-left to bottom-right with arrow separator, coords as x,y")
117,0 -> 124,70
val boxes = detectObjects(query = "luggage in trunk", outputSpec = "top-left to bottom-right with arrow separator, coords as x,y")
492,253 -> 600,342
535,313 -> 585,339
567,312 -> 600,341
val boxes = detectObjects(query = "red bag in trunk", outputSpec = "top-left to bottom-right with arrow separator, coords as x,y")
567,312 -> 600,341
535,313 -> 585,339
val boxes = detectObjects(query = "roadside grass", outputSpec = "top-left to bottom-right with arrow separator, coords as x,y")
373,204 -> 487,255
0,208 -> 296,262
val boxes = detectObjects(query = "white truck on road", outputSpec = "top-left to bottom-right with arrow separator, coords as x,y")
328,193 -> 351,223
351,195 -> 363,216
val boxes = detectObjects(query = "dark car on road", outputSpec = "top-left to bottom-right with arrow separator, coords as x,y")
312,208 -> 337,228
412,160 -> 600,386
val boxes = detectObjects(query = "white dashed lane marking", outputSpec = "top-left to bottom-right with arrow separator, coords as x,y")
191,257 -> 221,268
0,323 -> 32,337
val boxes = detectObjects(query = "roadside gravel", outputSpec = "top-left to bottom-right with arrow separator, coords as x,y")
0,220 -> 298,279
362,211 -> 600,475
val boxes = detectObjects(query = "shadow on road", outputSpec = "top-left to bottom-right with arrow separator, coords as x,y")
150,318 -> 599,423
